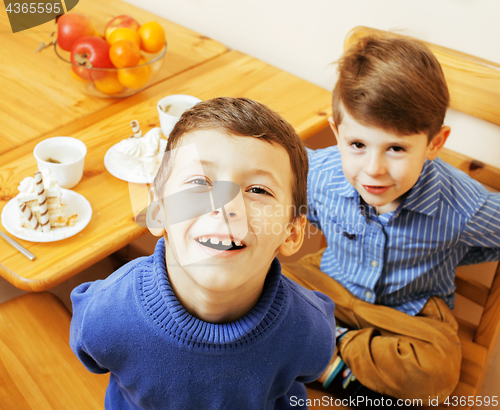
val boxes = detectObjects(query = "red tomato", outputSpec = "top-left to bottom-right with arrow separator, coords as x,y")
71,36 -> 114,81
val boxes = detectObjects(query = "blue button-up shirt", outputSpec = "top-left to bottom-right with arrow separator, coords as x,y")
307,146 -> 500,315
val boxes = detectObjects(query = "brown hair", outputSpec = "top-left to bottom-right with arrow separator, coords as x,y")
332,34 -> 449,141
154,97 -> 308,217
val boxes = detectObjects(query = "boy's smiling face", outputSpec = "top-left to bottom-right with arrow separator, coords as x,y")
153,129 -> 303,309
332,111 -> 449,214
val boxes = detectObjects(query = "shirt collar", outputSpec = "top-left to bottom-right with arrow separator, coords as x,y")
400,160 -> 441,217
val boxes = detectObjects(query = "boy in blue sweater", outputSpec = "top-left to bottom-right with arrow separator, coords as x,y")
282,34 -> 500,402
70,97 -> 336,409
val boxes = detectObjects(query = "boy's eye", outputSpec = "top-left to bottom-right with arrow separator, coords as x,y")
351,142 -> 365,149
187,177 -> 211,186
248,186 -> 272,196
389,146 -> 405,152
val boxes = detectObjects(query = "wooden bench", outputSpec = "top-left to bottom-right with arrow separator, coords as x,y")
305,26 -> 500,409
0,292 -> 108,409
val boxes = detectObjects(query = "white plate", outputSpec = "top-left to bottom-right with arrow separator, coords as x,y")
104,139 -> 167,184
1,189 -> 92,243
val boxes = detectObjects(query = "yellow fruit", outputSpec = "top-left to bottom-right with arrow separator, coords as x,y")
70,67 -> 91,83
117,63 -> 150,89
94,72 -> 124,95
139,57 -> 151,74
107,27 -> 141,47
138,21 -> 166,53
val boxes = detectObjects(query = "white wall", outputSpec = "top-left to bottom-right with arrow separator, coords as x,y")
124,0 -> 500,167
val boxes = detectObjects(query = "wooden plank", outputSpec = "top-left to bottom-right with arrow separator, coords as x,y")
456,317 -> 478,342
0,50 -> 332,291
344,26 -> 500,127
0,0 -> 228,155
458,338 -> 488,391
439,148 -> 500,192
475,263 -> 500,351
455,270 -> 490,307
141,50 -> 332,139
0,292 -> 108,409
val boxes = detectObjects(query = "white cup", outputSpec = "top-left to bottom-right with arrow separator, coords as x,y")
34,137 -> 87,189
157,95 -> 201,138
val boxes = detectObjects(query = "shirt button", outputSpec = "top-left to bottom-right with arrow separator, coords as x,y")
370,260 -> 378,268
365,291 -> 372,299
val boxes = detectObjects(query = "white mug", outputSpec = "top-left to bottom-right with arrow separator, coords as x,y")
157,95 -> 201,138
34,137 -> 87,189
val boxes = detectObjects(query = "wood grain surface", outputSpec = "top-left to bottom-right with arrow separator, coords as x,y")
0,0 -> 228,155
0,50 -> 331,291
0,292 -> 108,409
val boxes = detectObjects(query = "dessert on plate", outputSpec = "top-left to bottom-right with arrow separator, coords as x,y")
17,168 -> 77,232
109,120 -> 166,180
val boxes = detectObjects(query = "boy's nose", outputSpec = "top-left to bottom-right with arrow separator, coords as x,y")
364,153 -> 387,177
209,198 -> 248,242
207,181 -> 246,220
210,198 -> 245,220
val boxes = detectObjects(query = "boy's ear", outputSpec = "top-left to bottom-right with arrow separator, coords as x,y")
147,187 -> 166,237
279,215 -> 307,257
328,116 -> 339,141
426,126 -> 451,160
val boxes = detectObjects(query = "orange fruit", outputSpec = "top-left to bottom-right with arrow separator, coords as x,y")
94,72 -> 124,95
107,27 -> 141,47
138,21 -> 166,53
117,60 -> 150,89
139,56 -> 151,74
109,39 -> 141,68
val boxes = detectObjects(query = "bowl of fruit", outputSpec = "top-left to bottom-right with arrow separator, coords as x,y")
54,13 -> 167,98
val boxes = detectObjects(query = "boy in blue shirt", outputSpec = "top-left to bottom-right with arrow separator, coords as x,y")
70,97 -> 336,409
282,35 -> 500,402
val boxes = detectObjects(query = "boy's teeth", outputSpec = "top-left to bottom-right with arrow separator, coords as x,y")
199,237 -> 244,247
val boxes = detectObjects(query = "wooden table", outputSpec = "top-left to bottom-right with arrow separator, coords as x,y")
0,0 -> 227,155
0,49 -> 332,291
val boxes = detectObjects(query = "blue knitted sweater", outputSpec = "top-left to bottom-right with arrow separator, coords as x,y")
70,238 -> 336,409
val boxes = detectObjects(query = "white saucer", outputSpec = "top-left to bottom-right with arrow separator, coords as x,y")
104,139 -> 167,184
1,189 -> 92,243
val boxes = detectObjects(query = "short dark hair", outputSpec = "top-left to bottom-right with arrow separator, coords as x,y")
332,34 -> 449,141
154,97 -> 308,217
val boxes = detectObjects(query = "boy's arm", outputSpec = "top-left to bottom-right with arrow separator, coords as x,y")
458,247 -> 500,266
459,191 -> 500,263
291,286 -> 336,384
70,281 -> 109,374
